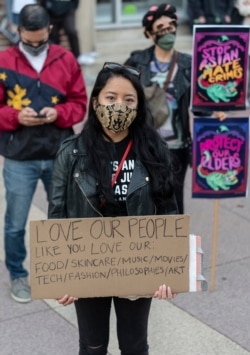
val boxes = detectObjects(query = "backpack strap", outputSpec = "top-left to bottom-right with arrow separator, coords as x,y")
163,50 -> 178,91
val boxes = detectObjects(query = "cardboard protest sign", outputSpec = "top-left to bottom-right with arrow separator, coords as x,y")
192,117 -> 249,198
191,25 -> 249,111
30,215 -> 207,299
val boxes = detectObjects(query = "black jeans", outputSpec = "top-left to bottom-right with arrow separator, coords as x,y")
49,10 -> 80,58
170,147 -> 190,214
74,297 -> 152,355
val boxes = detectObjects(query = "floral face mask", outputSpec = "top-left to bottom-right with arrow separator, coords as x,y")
95,102 -> 137,133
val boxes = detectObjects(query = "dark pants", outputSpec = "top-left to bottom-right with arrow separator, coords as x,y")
49,9 -> 80,58
231,7 -> 244,25
170,147 -> 190,214
74,297 -> 152,355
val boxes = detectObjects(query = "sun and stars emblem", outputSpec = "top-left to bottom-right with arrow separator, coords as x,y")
0,71 -> 59,110
7,84 -> 31,110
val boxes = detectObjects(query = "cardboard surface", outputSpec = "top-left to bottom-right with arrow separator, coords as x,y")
30,215 -> 190,299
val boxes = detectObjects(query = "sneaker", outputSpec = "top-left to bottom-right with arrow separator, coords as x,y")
10,277 -> 31,303
88,51 -> 98,58
77,54 -> 95,66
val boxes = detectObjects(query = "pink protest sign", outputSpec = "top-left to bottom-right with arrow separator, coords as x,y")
191,25 -> 249,111
192,117 -> 249,198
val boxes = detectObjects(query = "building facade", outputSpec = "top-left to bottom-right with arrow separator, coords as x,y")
95,0 -> 187,28
77,0 -> 187,54
0,1 -> 187,54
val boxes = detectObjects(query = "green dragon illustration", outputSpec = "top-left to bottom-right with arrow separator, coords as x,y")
198,74 -> 238,103
197,151 -> 239,191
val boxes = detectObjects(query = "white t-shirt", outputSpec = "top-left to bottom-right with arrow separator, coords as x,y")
19,42 -> 48,73
12,0 -> 37,14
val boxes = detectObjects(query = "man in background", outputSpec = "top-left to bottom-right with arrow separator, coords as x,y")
187,0 -> 234,31
40,0 -> 96,65
0,4 -> 87,303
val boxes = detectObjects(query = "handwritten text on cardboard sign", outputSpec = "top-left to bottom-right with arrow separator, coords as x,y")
30,215 -> 190,299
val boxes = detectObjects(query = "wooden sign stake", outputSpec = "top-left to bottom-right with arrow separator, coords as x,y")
210,199 -> 220,292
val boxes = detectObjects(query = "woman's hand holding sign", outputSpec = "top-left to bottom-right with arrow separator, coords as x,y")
57,294 -> 78,306
57,284 -> 177,306
154,284 -> 177,300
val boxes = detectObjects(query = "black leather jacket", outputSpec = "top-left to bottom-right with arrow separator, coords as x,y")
48,134 -> 178,219
125,46 -> 192,147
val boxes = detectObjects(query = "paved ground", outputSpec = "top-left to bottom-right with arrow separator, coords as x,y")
0,32 -> 250,354
0,153 -> 249,354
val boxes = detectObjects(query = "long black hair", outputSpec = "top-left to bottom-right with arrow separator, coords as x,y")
81,65 -> 174,209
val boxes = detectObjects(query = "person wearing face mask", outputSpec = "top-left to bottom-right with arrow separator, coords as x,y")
124,3 -> 192,215
0,4 -> 87,303
124,3 -> 227,214
48,62 -> 178,355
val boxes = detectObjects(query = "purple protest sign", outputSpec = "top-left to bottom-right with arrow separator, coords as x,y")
192,117 -> 249,198
191,26 -> 249,111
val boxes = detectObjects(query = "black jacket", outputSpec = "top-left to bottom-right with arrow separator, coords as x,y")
125,46 -> 192,146
48,134 -> 178,219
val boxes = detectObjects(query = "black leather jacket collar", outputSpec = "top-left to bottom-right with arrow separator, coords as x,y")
48,135 -> 177,219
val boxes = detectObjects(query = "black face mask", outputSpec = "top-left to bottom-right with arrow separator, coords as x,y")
22,40 -> 48,56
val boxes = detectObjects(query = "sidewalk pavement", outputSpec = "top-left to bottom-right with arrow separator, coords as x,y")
0,150 -> 249,354
1,32 -> 250,353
